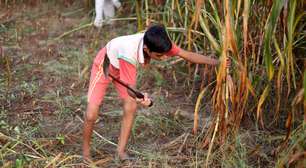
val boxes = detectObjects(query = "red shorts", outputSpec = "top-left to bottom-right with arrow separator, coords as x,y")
87,48 -> 137,105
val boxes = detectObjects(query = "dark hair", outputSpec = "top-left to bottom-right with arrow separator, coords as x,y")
143,24 -> 172,53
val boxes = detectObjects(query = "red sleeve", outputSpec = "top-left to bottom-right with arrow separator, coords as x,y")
118,59 -> 137,86
165,43 -> 181,56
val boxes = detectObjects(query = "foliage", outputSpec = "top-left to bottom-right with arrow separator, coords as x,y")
0,0 -> 305,167
135,0 -> 305,167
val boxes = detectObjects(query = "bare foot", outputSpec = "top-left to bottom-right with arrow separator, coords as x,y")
118,152 -> 128,160
117,152 -> 135,161
82,150 -> 92,163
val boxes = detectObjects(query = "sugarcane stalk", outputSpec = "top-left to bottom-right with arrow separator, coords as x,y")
225,68 -> 229,119
136,0 -> 143,31
145,0 -> 149,26
205,114 -> 219,168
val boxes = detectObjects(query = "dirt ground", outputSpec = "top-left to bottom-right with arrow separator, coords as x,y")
3,1 -> 303,167
1,1 -> 212,167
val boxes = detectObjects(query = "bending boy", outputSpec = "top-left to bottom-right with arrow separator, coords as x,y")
83,24 -> 225,160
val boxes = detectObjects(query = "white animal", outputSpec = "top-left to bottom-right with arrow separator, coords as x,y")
94,0 -> 121,27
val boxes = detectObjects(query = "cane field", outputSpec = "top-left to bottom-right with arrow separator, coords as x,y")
0,0 -> 305,167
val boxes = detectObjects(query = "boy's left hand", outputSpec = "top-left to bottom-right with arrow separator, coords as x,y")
136,93 -> 152,107
225,57 -> 231,68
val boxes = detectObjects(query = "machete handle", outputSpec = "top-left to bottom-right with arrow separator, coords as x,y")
127,88 -> 154,107
107,72 -> 154,107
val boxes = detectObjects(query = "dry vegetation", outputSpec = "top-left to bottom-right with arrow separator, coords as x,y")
0,0 -> 305,167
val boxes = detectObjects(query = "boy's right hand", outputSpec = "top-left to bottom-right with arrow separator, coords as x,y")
136,93 -> 152,107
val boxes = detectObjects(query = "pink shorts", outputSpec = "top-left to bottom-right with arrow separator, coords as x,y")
87,48 -> 137,106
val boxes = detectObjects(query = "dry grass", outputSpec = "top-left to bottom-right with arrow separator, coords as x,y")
0,0 -> 305,167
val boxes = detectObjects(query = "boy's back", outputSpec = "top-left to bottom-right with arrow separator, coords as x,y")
106,33 -> 145,68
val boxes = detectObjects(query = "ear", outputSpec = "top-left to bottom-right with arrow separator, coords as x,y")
143,45 -> 150,53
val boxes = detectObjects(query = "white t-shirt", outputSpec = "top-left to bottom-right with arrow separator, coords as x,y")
105,33 -> 145,68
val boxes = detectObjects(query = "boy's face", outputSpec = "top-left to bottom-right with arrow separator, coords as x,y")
148,51 -> 168,61
143,47 -> 168,61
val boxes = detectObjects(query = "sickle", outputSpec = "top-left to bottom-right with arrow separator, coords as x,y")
103,55 -> 153,106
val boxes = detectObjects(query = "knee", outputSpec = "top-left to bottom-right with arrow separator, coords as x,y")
85,112 -> 97,123
85,104 -> 99,123
123,98 -> 137,114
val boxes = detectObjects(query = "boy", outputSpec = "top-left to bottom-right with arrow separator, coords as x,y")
83,24 -> 225,161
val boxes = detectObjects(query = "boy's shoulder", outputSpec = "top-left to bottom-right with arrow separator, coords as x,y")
112,33 -> 144,41
107,33 -> 145,48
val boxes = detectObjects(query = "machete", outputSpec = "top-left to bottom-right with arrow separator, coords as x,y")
103,55 -> 153,106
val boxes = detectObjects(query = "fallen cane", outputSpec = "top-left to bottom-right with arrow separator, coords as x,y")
103,55 -> 153,107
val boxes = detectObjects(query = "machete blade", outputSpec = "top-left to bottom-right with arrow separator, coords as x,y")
103,55 -> 110,79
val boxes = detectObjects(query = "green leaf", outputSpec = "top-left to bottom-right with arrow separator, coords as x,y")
56,134 -> 65,145
15,158 -> 24,168
263,0 -> 285,80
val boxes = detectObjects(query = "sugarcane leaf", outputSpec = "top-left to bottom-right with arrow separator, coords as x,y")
263,0 -> 285,80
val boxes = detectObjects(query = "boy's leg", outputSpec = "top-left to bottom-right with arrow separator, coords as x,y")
117,96 -> 137,158
82,103 -> 100,160
83,47 -> 109,160
112,59 -> 138,158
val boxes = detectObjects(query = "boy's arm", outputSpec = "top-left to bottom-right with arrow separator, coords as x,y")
177,49 -> 220,66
